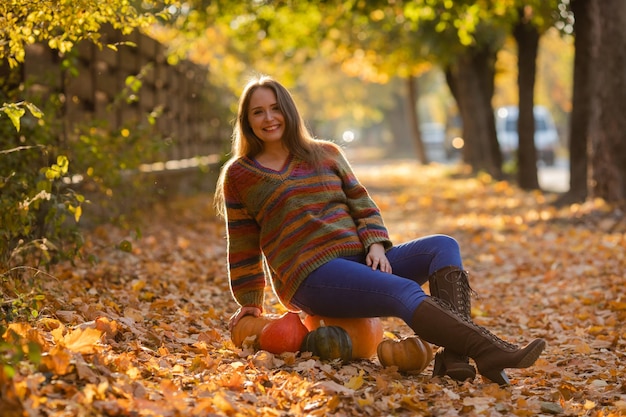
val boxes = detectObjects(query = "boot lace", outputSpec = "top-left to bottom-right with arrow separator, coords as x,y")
430,296 -> 520,352
431,269 -> 478,318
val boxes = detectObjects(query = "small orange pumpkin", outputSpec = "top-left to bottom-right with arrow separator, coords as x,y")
377,336 -> 433,373
304,315 -> 383,359
230,315 -> 273,348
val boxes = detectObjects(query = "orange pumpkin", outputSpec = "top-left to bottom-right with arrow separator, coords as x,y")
304,315 -> 383,359
377,336 -> 433,373
230,315 -> 273,348
259,312 -> 309,354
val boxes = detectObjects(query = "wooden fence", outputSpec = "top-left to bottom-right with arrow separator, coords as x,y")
22,24 -> 230,167
6,26 -> 234,221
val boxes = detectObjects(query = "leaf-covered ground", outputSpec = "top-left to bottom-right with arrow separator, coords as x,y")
2,161 -> 626,416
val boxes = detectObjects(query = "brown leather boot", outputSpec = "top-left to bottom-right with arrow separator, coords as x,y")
411,297 -> 546,385
429,266 -> 476,381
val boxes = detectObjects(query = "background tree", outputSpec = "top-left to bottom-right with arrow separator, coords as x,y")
512,0 -> 564,190
558,0 -> 626,205
155,1 -> 435,161
561,0 -> 592,203
587,0 -> 626,202
318,0 -> 437,163
513,6 -> 541,190
402,0 -> 516,178
156,0 -> 576,181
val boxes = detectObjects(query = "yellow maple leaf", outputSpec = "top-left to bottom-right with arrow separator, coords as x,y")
4,323 -> 32,340
42,345 -> 72,375
574,342 -> 592,354
583,399 -> 596,410
50,326 -> 65,343
345,370 -> 365,390
213,392 -> 236,413
357,393 -> 374,407
61,327 -> 103,354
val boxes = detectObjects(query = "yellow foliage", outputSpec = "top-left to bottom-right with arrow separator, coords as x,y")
0,0 -> 174,67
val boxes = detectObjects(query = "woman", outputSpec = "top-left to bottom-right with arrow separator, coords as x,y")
214,75 -> 545,385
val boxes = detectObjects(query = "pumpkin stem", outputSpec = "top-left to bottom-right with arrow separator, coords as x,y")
383,330 -> 399,341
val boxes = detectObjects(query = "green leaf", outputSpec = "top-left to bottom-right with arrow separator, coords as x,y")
125,75 -> 143,93
36,180 -> 52,193
24,102 -> 44,119
2,364 -> 16,379
68,204 -> 82,222
56,155 -> 69,175
45,155 -> 70,179
27,342 -> 42,365
3,105 -> 26,131
118,240 -> 133,252
45,165 -> 61,180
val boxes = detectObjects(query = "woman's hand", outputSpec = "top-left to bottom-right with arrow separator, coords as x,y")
228,306 -> 262,331
366,243 -> 392,273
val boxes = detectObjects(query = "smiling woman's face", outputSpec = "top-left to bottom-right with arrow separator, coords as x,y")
248,87 -> 285,147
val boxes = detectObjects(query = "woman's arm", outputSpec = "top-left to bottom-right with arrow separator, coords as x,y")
223,168 -> 266,310
332,147 -> 393,251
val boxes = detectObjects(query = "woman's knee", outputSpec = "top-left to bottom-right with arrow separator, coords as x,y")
425,235 -> 463,272
431,234 -> 460,252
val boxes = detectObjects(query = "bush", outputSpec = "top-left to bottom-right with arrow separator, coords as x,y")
0,101 -> 85,271
0,60 -> 170,272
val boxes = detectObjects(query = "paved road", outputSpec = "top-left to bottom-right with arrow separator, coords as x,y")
538,159 -> 569,193
349,147 -> 570,194
429,148 -> 570,193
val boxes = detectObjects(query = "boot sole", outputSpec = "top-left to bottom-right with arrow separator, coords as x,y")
433,358 -> 477,381
446,367 -> 477,381
432,349 -> 477,382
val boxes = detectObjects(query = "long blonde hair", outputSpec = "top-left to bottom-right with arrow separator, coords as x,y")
214,75 -> 336,217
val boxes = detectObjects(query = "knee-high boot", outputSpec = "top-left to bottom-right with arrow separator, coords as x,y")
411,297 -> 546,385
428,266 -> 476,381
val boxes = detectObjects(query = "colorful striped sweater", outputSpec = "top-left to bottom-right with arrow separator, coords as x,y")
223,143 -> 392,311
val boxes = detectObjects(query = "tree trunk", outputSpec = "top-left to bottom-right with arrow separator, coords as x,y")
588,0 -> 626,202
513,9 -> 540,190
445,46 -> 502,178
558,0 -> 593,205
406,75 -> 428,164
384,90 -> 414,157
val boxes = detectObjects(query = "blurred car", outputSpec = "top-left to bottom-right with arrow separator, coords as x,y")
420,122 -> 446,161
443,114 -> 464,160
495,105 -> 559,166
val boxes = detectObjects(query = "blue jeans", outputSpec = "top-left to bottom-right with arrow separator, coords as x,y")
290,234 -> 462,324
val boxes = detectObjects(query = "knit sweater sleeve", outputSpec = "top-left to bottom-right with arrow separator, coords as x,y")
331,146 -> 393,250
223,163 -> 266,310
